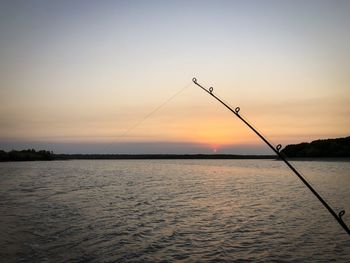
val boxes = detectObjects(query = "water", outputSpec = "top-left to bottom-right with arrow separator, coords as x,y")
0,159 -> 349,262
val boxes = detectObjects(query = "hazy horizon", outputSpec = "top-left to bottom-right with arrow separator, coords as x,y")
1,0 -> 349,154
0,140 -> 274,154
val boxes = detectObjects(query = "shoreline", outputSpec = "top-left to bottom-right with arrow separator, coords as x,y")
1,154 -> 350,162
53,154 -> 276,160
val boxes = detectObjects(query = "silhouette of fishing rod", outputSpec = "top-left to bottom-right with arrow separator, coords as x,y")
192,77 -> 350,236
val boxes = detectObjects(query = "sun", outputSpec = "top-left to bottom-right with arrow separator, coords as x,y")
211,144 -> 220,153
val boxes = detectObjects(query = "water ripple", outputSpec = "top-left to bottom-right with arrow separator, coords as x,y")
0,160 -> 349,262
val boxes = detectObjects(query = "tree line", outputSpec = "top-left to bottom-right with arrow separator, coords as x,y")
281,136 -> 350,157
0,149 -> 53,161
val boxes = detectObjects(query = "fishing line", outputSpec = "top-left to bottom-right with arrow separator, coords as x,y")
117,81 -> 192,139
192,77 -> 350,236
82,82 -> 191,213
98,81 -> 192,154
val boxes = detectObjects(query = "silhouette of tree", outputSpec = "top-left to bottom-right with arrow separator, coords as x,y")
281,137 -> 350,157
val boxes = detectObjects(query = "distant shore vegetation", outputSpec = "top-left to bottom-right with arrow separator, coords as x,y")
0,149 -> 53,162
281,136 -> 350,158
0,137 -> 349,161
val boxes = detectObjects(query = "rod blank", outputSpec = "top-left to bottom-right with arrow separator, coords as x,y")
193,77 -> 350,236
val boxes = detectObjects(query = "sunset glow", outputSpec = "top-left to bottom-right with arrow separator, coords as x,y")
0,1 -> 349,154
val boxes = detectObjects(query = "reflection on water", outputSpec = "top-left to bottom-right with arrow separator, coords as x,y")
0,160 -> 349,262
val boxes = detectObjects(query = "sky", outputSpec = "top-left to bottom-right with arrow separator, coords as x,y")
0,0 -> 349,154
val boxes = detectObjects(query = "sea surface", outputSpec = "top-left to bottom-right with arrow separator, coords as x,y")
0,159 -> 349,262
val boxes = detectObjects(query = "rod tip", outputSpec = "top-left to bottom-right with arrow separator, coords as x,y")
192,77 -> 197,83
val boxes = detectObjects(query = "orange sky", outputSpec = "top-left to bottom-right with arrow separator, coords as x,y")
0,1 -> 349,153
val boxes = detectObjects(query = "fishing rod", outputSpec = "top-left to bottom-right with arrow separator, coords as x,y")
192,77 -> 350,236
